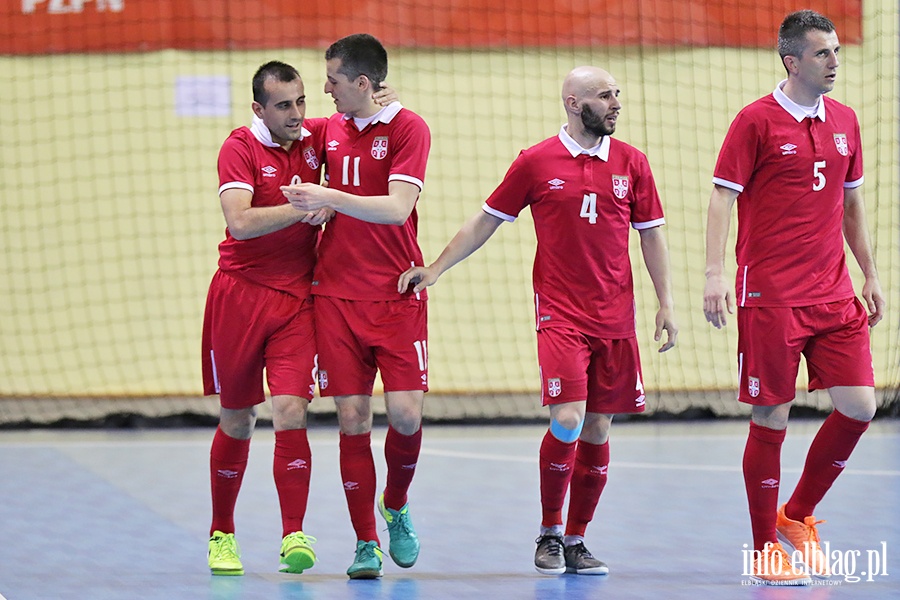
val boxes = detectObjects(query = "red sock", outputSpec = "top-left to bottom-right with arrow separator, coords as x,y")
383,426 -> 422,510
785,409 -> 870,521
273,428 -> 312,537
539,429 -> 577,528
209,427 -> 251,536
565,440 -> 609,537
339,432 -> 379,543
743,422 -> 786,550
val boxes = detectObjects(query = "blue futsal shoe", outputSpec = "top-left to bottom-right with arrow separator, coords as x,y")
378,494 -> 420,568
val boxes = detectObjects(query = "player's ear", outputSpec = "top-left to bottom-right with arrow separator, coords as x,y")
251,101 -> 265,118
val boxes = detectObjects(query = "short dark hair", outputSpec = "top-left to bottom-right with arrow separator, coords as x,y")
778,10 -> 836,61
252,61 -> 300,106
325,33 -> 388,90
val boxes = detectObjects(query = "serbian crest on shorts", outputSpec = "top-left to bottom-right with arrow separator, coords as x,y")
612,175 -> 629,199
371,136 -> 389,160
303,146 -> 319,170
833,133 -> 848,156
748,376 -> 760,398
547,378 -> 562,398
318,370 -> 329,390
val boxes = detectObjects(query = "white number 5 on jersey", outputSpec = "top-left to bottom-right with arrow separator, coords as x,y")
812,160 -> 826,191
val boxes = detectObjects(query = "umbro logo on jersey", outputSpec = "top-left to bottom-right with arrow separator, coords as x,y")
761,478 -> 779,489
287,459 -> 308,471
327,140 -> 340,151
217,469 -> 239,479
261,165 -> 277,177
780,143 -> 798,155
548,178 -> 565,190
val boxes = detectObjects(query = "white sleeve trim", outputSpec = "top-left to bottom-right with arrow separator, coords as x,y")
219,181 -> 254,195
482,203 -> 516,222
388,174 -> 424,190
632,217 -> 666,230
712,177 -> 744,193
844,176 -> 864,189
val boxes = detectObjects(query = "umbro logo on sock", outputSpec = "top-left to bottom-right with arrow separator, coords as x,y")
760,478 -> 779,489
218,469 -> 239,479
287,459 -> 308,470
343,481 -> 359,491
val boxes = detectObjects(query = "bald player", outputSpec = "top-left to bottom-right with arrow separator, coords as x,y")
399,66 -> 678,576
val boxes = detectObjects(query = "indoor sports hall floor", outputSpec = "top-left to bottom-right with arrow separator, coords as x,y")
1,420 -> 897,600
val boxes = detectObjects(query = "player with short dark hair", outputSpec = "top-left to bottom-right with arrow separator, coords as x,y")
281,33 -> 431,579
703,9 -> 885,586
398,65 -> 678,577
203,60 -> 396,578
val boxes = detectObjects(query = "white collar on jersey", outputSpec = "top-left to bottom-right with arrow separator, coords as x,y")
558,125 -> 610,160
249,115 -> 312,148
343,101 -> 404,130
773,80 -> 826,123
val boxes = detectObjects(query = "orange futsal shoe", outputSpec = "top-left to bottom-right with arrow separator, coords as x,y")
776,503 -> 831,577
749,542 -> 811,586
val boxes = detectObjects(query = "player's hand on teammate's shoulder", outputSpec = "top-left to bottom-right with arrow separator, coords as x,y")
373,83 -> 398,106
398,265 -> 438,294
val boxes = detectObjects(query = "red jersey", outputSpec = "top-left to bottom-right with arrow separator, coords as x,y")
312,103 -> 431,300
484,126 -> 666,339
216,116 -> 326,298
713,84 -> 863,308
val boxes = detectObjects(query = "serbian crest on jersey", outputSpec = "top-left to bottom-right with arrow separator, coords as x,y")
833,133 -> 848,156
612,175 -> 629,199
748,376 -> 760,398
303,146 -> 319,170
371,136 -> 389,160
547,378 -> 562,398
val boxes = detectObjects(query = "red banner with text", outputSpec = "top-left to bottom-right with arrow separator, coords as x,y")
1,0 -> 862,54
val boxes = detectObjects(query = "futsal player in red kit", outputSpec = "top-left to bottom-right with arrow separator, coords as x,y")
281,34 -> 431,579
202,61 -> 395,577
399,66 -> 678,576
703,11 -> 885,586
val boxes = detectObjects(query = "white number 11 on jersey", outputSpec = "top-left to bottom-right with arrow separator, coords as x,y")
342,156 -> 361,186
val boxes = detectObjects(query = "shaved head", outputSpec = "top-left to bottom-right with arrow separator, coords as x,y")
562,66 -> 616,108
562,66 -> 621,141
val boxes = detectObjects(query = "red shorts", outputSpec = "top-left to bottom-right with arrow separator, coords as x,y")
537,327 -> 646,414
314,295 -> 428,397
737,297 -> 874,406
201,270 -> 317,409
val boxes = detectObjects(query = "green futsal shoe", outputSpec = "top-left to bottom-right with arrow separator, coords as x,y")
346,540 -> 384,579
279,531 -> 317,574
208,531 -> 243,576
378,494 -> 420,568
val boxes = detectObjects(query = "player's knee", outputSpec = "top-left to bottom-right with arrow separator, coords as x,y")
550,413 -> 584,443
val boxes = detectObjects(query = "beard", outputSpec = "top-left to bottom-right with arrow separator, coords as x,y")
581,103 -> 615,137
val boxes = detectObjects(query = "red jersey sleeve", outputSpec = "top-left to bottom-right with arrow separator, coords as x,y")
713,109 -> 762,192
483,150 -> 534,221
630,152 -> 665,228
217,132 -> 255,194
845,111 -> 864,186
388,111 -> 431,190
